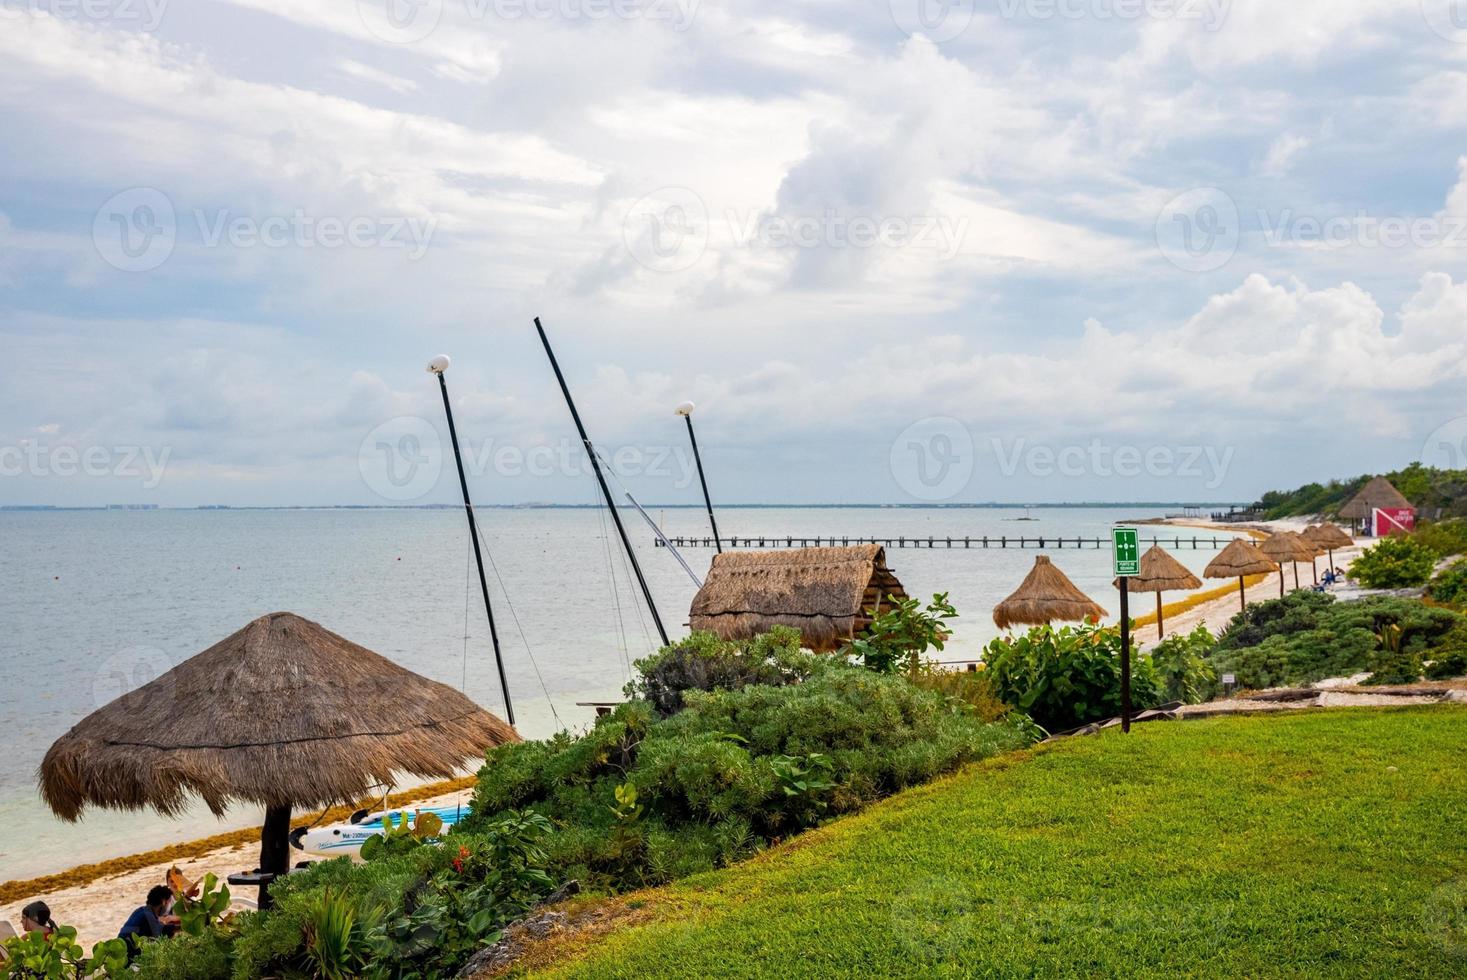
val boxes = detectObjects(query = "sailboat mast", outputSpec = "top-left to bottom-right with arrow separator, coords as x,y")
428,356 -> 515,727
533,317 -> 670,647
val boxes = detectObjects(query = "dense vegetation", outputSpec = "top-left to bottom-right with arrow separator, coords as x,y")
128,812 -> 559,979
1208,591 -> 1466,688
518,708 -> 1467,978
463,626 -> 1037,892
1350,535 -> 1440,588
1256,462 -> 1467,519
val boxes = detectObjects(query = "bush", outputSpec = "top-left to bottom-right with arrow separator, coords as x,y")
981,621 -> 1165,733
1413,519 -> 1467,559
1210,592 -> 1463,688
627,627 -> 816,717
1425,621 -> 1467,680
464,652 -> 1036,891
1427,559 -> 1467,608
1147,625 -> 1219,704
1350,537 -> 1438,589
843,593 -> 958,674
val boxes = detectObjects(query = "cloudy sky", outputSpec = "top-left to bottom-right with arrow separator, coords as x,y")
3,0 -> 1467,507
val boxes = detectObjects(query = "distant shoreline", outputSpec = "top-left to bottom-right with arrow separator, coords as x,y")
0,502 -> 1254,512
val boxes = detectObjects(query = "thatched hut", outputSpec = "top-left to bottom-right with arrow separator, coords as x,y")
993,555 -> 1106,630
1259,532 -> 1318,595
688,545 -> 907,652
40,612 -> 517,897
1303,522 -> 1353,573
1204,538 -> 1278,612
1339,476 -> 1412,532
1113,545 -> 1202,639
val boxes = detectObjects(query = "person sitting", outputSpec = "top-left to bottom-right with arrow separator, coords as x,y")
20,902 -> 55,939
118,885 -> 179,962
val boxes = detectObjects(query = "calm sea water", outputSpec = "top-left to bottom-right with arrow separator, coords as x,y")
0,507 -> 1236,880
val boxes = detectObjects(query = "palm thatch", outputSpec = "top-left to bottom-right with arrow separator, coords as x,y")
1304,523 -> 1353,549
1204,538 -> 1279,613
40,612 -> 518,823
1113,545 -> 1202,593
688,545 -> 907,652
993,555 -> 1106,630
1258,531 -> 1319,563
1338,476 -> 1411,520
1203,539 -> 1278,579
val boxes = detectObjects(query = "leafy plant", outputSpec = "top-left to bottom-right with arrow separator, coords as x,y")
1425,621 -> 1467,680
2,928 -> 128,979
172,873 -> 231,937
300,889 -> 377,980
359,810 -> 444,863
844,593 -> 957,675
1364,623 -> 1423,685
1349,536 -> 1438,589
981,621 -> 1164,732
1412,518 -> 1467,559
1147,625 -> 1219,704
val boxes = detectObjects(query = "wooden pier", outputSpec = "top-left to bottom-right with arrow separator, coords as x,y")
654,534 -> 1235,550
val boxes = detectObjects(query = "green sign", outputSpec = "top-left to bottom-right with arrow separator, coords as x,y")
1113,527 -> 1140,577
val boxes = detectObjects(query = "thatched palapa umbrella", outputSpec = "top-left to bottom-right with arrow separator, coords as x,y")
1303,522 -> 1352,574
1258,531 -> 1318,594
1113,545 -> 1202,639
1204,538 -> 1278,612
41,612 -> 517,897
994,555 -> 1107,629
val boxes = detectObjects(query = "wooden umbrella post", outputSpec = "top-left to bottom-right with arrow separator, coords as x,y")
1278,564 -> 1285,597
1238,576 -> 1246,612
1156,591 -> 1164,640
256,804 -> 292,910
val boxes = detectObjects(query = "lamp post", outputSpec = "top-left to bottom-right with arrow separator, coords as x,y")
676,401 -> 722,554
428,355 -> 515,727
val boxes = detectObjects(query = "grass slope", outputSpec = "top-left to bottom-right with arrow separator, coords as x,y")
519,707 -> 1467,978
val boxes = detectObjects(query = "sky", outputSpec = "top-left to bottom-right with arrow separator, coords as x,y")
2,0 -> 1467,507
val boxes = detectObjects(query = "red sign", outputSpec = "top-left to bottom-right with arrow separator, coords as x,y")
1373,507 -> 1416,536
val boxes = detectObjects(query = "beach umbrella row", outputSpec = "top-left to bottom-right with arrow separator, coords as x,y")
995,526 -> 1350,637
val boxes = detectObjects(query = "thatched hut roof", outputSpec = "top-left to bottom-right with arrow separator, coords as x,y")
1304,523 -> 1353,549
1113,545 -> 1202,593
1338,476 -> 1411,519
1203,539 -> 1277,579
993,555 -> 1106,630
688,545 -> 907,652
1258,531 -> 1318,563
40,612 -> 517,821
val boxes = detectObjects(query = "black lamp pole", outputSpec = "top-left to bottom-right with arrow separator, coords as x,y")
534,318 -> 669,647
678,405 -> 721,554
430,357 -> 515,727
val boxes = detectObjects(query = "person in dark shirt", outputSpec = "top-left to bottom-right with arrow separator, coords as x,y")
118,885 -> 178,962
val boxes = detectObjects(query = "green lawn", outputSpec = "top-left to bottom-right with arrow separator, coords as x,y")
517,707 -> 1467,978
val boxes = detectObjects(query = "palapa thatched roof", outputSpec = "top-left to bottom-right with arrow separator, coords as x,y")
1203,538 -> 1278,578
993,555 -> 1106,630
1114,545 -> 1202,593
688,545 -> 907,652
1258,531 -> 1319,562
40,612 -> 518,821
1338,476 -> 1412,520
1304,523 -> 1353,549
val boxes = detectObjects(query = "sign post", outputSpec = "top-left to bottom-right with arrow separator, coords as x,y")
1112,527 -> 1140,733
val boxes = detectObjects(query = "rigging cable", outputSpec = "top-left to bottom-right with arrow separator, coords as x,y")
471,518 -> 564,728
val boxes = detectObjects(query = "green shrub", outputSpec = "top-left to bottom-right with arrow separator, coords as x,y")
463,654 -> 1035,891
627,627 -> 816,717
1147,625 -> 1219,704
1210,592 -> 1462,688
1349,536 -> 1438,589
132,930 -> 234,980
907,667 -> 1012,722
1427,559 -> 1467,608
843,593 -> 958,674
1413,518 -> 1467,559
981,621 -> 1165,732
1425,621 -> 1467,679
